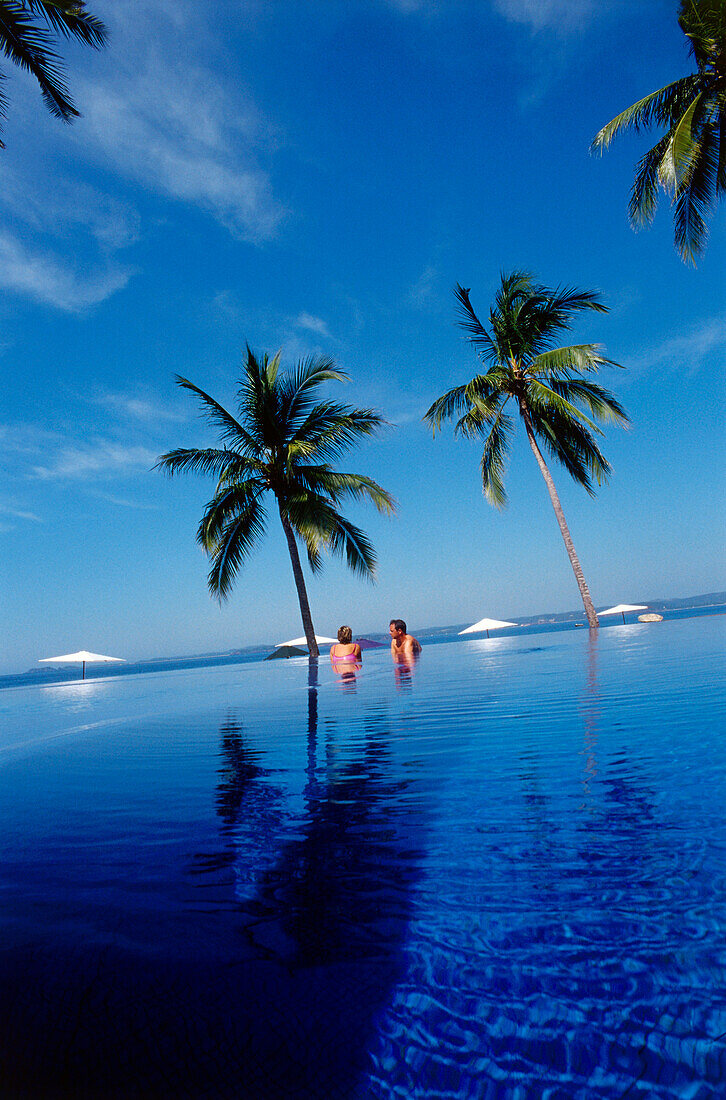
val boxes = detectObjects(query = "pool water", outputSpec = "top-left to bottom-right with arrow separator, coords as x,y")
1,616 -> 724,1098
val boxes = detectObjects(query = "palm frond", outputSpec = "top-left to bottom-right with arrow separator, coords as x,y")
526,379 -> 601,434
658,92 -> 705,190
197,480 -> 265,551
479,409 -> 514,508
519,288 -> 607,352
291,467 -> 396,514
453,284 -> 501,364
424,381 -> 478,432
530,405 -> 612,493
155,447 -> 244,479
592,75 -> 702,151
672,115 -> 719,261
530,344 -> 622,377
206,497 -> 267,600
679,0 -> 726,68
236,348 -> 283,450
285,493 -> 377,580
629,132 -> 671,225
290,404 -> 386,460
0,1 -> 77,120
281,355 -> 348,426
28,2 -> 107,46
455,397 -> 511,439
548,378 -> 630,427
264,349 -> 281,387
717,111 -> 726,192
174,376 -> 259,453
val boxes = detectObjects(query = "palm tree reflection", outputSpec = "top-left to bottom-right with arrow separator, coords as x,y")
191,661 -> 425,1095
190,711 -> 285,880
579,629 -> 601,813
250,667 -> 424,969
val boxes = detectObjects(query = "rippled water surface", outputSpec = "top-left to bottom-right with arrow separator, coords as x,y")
1,616 -> 725,1098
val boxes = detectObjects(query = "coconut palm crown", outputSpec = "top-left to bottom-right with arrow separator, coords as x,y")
424,275 -> 630,629
592,0 -> 726,263
156,348 -> 395,659
0,1 -> 107,148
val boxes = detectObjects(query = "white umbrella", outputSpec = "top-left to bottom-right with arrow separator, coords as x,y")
275,634 -> 337,648
39,650 -> 126,680
597,604 -> 648,625
459,617 -> 517,639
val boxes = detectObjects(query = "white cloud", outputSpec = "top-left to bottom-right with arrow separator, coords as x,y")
0,231 -> 133,311
1,0 -> 286,309
31,442 -> 158,480
631,317 -> 726,373
89,490 -> 160,510
0,172 -> 140,251
76,46 -> 285,243
295,312 -> 331,338
0,504 -> 42,523
91,392 -> 188,423
408,265 -> 437,307
492,0 -> 596,30
385,0 -> 429,11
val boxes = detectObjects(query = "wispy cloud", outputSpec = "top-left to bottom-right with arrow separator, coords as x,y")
91,391 -> 188,423
88,490 -> 159,510
0,495 -> 43,532
492,0 -> 597,31
0,172 -> 140,252
1,1 -> 286,316
31,442 -> 158,481
0,231 -> 133,312
295,312 -> 331,338
0,503 -> 42,523
75,9 -> 286,244
385,0 -> 430,11
408,265 -> 438,308
630,317 -> 726,373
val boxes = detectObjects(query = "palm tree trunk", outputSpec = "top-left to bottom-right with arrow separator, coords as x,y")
520,404 -> 599,629
278,507 -> 320,658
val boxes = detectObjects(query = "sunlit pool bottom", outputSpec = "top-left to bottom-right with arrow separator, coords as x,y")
1,615 -> 724,1099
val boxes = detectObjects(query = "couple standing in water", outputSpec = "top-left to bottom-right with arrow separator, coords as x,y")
329,619 -> 421,673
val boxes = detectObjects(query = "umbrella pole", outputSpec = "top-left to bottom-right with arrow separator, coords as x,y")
621,613 -> 625,625
82,661 -> 86,680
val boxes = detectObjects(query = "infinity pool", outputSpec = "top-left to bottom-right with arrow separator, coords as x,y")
1,616 -> 724,1098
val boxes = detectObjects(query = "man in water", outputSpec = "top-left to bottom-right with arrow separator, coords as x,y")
389,619 -> 421,663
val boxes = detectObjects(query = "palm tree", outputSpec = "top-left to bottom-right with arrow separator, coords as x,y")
424,274 -> 629,630
592,0 -> 726,264
0,1 -> 107,148
156,348 -> 395,658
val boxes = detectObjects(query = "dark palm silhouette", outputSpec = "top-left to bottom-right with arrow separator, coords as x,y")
425,276 -> 629,628
0,1 -> 107,148
592,0 -> 726,263
157,348 -> 394,657
188,679 -> 427,1097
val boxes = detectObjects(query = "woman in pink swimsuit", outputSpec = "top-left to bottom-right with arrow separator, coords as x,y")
330,625 -> 362,670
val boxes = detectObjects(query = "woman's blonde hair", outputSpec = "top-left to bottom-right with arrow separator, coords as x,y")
337,625 -> 353,644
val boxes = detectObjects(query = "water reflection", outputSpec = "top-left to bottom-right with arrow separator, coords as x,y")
331,662 -> 360,691
190,711 -> 285,879
579,629 -> 601,812
188,659 -> 426,1096
393,654 -> 419,691
248,690 -> 424,970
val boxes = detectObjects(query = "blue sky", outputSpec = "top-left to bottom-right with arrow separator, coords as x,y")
1,0 -> 724,674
